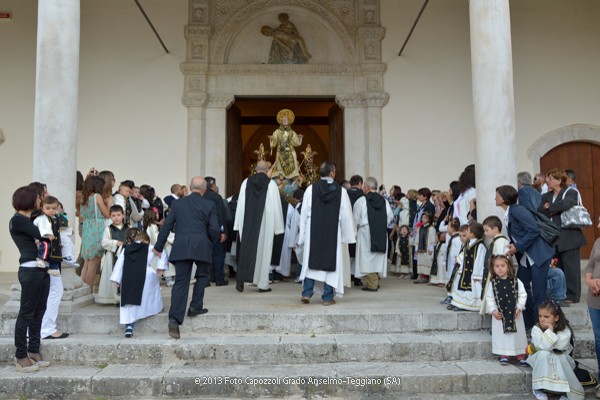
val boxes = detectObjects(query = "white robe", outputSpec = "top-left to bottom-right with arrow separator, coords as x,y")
298,184 -> 356,298
96,225 -> 124,305
527,326 -> 584,400
273,203 -> 295,277
147,224 -> 176,277
412,225 -> 437,275
352,196 -> 393,278
234,178 -> 284,290
429,241 -> 448,284
110,244 -> 167,325
450,239 -> 486,311
453,187 -> 476,225
485,278 -> 527,356
113,194 -> 144,226
288,202 -> 303,264
444,234 -> 462,292
480,236 -> 511,314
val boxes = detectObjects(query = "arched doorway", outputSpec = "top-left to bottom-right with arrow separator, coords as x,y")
540,141 -> 600,258
225,97 -> 344,195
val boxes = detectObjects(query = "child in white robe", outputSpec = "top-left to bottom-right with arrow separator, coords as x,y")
97,205 -> 128,305
110,229 -> 167,338
449,223 -> 486,311
485,255 -> 527,365
526,299 -> 584,400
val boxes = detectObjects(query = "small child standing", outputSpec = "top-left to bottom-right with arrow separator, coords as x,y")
480,216 -> 510,303
441,218 -> 462,304
526,300 -> 584,400
485,255 -> 528,366
449,222 -> 486,311
110,229 -> 168,338
56,202 -> 79,268
33,196 -> 62,276
412,212 -> 437,284
395,225 -> 411,279
144,209 -> 175,286
429,231 -> 447,286
97,205 -> 128,305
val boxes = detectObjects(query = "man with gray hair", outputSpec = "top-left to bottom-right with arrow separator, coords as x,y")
352,177 -> 393,291
234,160 -> 284,293
517,171 -> 541,212
154,176 -> 220,339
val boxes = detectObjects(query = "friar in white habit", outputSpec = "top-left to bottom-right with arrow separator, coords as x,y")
234,160 -> 285,293
298,161 -> 356,305
353,176 -> 394,292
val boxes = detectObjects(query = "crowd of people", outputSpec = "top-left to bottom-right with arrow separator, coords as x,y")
8,162 -> 600,399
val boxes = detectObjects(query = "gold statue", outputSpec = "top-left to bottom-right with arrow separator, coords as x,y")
300,144 -> 319,185
269,109 -> 303,180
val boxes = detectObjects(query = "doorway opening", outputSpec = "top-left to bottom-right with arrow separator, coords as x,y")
226,97 -> 345,195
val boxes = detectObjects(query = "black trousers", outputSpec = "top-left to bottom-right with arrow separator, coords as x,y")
15,267 -> 50,359
559,248 -> 581,303
169,260 -> 210,325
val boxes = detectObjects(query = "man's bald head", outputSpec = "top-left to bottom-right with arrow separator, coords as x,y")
256,160 -> 270,174
190,176 -> 207,194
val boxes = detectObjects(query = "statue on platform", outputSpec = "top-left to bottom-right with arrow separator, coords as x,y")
269,109 -> 303,180
261,13 -> 312,64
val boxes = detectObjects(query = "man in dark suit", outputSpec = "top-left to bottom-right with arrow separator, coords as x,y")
164,183 -> 183,208
203,176 -> 228,286
496,185 -> 554,330
154,176 -> 220,339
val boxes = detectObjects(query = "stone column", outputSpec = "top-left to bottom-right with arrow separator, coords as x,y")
469,0 -> 517,219
204,94 -> 234,187
32,0 -> 79,219
337,95 -> 367,177
364,93 -> 389,181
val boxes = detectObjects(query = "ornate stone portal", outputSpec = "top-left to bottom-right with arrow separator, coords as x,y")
181,0 -> 388,190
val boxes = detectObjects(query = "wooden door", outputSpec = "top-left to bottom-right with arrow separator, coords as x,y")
226,103 -> 242,197
328,104 -> 345,182
540,142 -> 600,258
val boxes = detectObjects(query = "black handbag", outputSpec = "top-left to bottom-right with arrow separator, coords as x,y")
531,210 -> 561,247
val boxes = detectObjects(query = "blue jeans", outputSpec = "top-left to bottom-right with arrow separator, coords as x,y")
546,267 -> 567,302
302,277 -> 334,302
589,308 -> 600,381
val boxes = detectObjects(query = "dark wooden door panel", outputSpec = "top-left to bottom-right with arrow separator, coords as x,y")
328,104 -> 345,182
226,104 -> 242,197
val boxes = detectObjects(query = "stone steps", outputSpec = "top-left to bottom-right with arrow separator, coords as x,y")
0,359 -> 546,399
0,305 -> 592,335
0,331 -> 595,367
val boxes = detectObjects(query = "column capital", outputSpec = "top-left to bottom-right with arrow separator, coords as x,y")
181,93 -> 207,107
336,92 -> 388,109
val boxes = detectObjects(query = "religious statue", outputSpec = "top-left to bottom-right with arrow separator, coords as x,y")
269,109 -> 303,180
261,13 -> 312,64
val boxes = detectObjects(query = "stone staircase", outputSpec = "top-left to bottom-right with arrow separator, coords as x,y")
0,278 -> 597,399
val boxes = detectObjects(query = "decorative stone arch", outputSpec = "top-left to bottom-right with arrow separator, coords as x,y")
213,3 -> 357,64
527,123 -> 600,170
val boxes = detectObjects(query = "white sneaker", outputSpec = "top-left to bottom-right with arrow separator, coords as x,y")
47,269 -> 60,276
62,258 -> 80,268
533,389 -> 548,400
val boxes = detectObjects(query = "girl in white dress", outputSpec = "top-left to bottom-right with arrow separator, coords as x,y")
485,255 -> 527,365
526,299 -> 584,400
110,229 -> 167,338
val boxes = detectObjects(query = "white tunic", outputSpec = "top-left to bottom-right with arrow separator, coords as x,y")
527,326 -> 584,400
412,224 -> 437,275
450,239 -> 486,311
234,178 -> 285,290
110,244 -> 167,325
480,236 -> 511,314
288,202 -> 304,264
96,225 -> 125,305
298,183 -> 356,298
353,195 -> 393,278
453,187 -> 476,225
429,241 -> 448,284
273,203 -> 295,277
485,278 -> 528,356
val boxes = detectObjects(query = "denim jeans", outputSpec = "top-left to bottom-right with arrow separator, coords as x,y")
15,267 -> 50,359
589,307 -> 600,381
546,267 -> 567,302
302,277 -> 334,302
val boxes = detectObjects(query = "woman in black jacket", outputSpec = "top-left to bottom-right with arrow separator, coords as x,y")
538,168 -> 587,303
9,186 -> 51,372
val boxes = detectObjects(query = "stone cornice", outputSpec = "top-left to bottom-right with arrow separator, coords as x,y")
205,94 -> 235,108
204,63 -> 386,76
180,63 -> 209,75
336,92 -> 389,108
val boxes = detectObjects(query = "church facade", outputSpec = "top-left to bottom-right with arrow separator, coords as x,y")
0,0 -> 599,271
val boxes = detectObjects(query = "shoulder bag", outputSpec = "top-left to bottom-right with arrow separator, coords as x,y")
560,188 -> 592,229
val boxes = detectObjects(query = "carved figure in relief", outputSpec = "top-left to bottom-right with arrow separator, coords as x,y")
269,109 -> 303,179
261,13 -> 311,64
